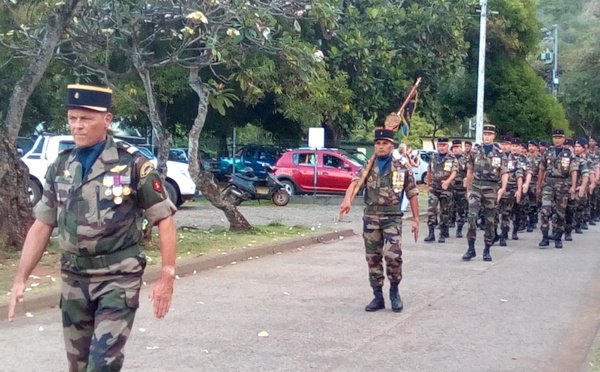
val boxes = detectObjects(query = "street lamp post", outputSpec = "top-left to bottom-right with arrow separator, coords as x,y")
475,0 -> 488,144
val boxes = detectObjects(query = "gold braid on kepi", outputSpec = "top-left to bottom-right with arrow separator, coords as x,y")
384,113 -> 401,131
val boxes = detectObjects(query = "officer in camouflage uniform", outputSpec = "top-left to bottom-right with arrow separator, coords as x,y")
423,137 -> 457,243
522,140 -> 542,232
537,129 -> 578,249
497,137 -> 524,246
563,139 -> 586,241
451,140 -> 469,238
8,85 -> 178,372
463,124 -> 508,262
571,138 -> 591,236
340,129 -> 419,313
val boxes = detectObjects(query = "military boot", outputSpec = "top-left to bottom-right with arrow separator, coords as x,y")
555,233 -> 563,249
512,226 -> 519,240
575,223 -> 583,234
438,227 -> 447,243
581,221 -> 589,230
564,230 -> 573,241
483,244 -> 492,261
365,285 -> 385,312
526,219 -> 534,233
589,220 -> 597,226
389,282 -> 403,313
449,218 -> 456,228
456,225 -> 463,238
424,226 -> 436,242
539,231 -> 550,248
499,228 -> 508,247
462,239 -> 477,261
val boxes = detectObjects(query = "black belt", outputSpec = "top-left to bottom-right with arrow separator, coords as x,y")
63,245 -> 141,270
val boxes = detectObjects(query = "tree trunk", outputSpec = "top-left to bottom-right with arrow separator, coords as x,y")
0,138 -> 35,249
133,57 -> 171,177
188,68 -> 251,232
0,0 -> 83,250
322,117 -> 343,148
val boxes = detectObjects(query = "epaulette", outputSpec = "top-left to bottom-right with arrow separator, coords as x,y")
493,143 -> 501,150
116,141 -> 141,156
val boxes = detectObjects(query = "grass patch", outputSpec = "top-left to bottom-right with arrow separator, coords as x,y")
591,344 -> 600,372
0,224 -> 330,300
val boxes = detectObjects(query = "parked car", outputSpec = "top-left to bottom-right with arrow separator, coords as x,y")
274,148 -> 362,195
220,145 -> 284,179
410,149 -> 436,184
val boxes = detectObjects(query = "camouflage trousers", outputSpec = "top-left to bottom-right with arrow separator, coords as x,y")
61,272 -> 142,372
591,187 -> 600,218
540,179 -> 570,234
498,187 -> 517,232
363,214 -> 403,287
467,182 -> 499,246
453,185 -> 468,228
566,194 -> 578,233
524,182 -> 539,225
578,193 -> 589,225
427,186 -> 453,228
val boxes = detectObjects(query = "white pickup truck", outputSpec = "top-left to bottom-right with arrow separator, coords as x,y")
23,135 -> 197,207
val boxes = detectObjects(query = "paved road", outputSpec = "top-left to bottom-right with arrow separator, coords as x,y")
2,222 -> 600,372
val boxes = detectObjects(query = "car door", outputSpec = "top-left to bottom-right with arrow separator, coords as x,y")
318,153 -> 356,193
292,151 -> 318,191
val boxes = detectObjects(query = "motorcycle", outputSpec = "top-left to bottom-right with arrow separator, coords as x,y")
222,164 -> 290,206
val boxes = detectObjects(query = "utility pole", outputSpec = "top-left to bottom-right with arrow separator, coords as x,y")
541,24 -> 559,97
475,0 -> 488,144
552,24 -> 559,97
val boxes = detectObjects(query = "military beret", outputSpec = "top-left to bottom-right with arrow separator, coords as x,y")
500,136 -> 512,143
588,136 -> 597,142
521,143 -> 528,150
437,137 -> 449,143
452,139 -> 462,146
374,128 -> 395,143
66,84 -> 112,112
482,124 -> 496,134
528,140 -> 538,146
539,140 -> 548,146
577,137 -> 588,146
465,141 -> 473,146
552,128 -> 565,137
564,138 -> 575,146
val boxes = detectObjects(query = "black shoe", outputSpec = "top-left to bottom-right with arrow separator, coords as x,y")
539,231 -> 550,248
582,222 -> 589,230
456,226 -> 463,238
575,226 -> 583,234
462,239 -> 476,261
365,286 -> 385,312
438,233 -> 446,243
565,232 -> 573,241
499,235 -> 507,247
449,221 -> 456,228
589,221 -> 597,226
389,282 -> 403,313
483,245 -> 492,261
555,239 -> 563,249
424,226 -> 436,242
526,225 -> 534,233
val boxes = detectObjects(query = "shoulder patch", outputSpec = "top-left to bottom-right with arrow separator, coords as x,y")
140,161 -> 155,178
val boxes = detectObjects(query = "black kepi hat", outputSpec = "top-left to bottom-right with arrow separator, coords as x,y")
482,124 -> 496,134
437,137 -> 449,143
552,128 -> 565,137
539,140 -> 548,147
528,140 -> 538,147
374,128 -> 395,143
452,139 -> 462,146
564,138 -> 575,146
500,135 -> 512,143
66,84 -> 112,112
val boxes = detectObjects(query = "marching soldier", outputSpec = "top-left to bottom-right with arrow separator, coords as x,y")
424,137 -> 458,243
452,140 -> 468,238
588,137 -> 600,225
465,141 -> 473,158
511,139 -> 528,235
463,124 -> 508,262
572,138 -> 591,236
522,140 -> 542,232
497,136 -> 523,246
340,129 -> 419,313
539,140 -> 549,156
8,84 -> 178,371
537,129 -> 578,249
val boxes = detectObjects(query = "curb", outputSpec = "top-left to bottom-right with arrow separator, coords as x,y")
0,229 -> 357,317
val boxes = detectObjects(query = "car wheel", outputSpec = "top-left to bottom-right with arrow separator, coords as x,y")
421,172 -> 427,184
28,178 -> 42,206
280,180 -> 296,196
272,189 -> 290,206
164,181 -> 182,207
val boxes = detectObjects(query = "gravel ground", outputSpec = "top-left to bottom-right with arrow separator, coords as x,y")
174,195 -> 364,233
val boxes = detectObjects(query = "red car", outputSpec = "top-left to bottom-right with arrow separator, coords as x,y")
273,148 -> 363,195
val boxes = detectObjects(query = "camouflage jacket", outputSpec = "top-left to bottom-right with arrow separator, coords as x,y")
355,156 -> 418,214
428,152 -> 458,187
527,152 -> 543,179
34,135 -> 177,275
539,146 -> 578,181
575,154 -> 590,186
453,154 -> 468,187
467,144 -> 508,182
502,152 -> 524,188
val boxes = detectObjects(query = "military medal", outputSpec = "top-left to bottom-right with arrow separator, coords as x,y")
113,196 -> 123,205
123,185 -> 131,196
104,188 -> 113,196
112,185 -> 123,197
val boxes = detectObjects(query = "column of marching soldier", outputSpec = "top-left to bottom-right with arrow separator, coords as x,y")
424,127 -> 600,261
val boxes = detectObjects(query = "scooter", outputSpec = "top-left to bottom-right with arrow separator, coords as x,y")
222,165 -> 290,206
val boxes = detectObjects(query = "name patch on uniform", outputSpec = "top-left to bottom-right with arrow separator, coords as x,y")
152,179 -> 163,193
140,162 -> 155,178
